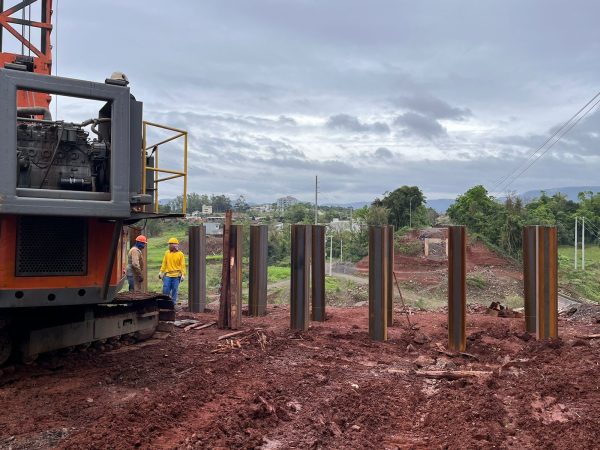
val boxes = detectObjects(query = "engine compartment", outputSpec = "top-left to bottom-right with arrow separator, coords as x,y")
16,116 -> 110,193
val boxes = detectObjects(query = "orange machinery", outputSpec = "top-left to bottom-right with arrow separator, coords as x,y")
0,0 -> 176,365
0,0 -> 52,106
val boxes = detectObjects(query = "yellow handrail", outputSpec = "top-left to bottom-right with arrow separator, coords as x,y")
142,121 -> 188,214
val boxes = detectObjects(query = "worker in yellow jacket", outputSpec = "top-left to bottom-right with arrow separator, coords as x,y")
158,237 -> 186,305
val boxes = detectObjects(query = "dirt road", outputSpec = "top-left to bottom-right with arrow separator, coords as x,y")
1,305 -> 600,449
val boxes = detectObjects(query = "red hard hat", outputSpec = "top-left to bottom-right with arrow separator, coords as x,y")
135,235 -> 148,244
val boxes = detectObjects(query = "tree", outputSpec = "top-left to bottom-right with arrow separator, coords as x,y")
211,194 -> 232,213
284,204 -> 309,223
381,186 -> 425,229
447,185 -> 504,244
268,228 -> 290,265
168,192 -> 210,213
158,202 -> 172,214
366,205 -> 390,226
426,207 -> 439,226
499,195 -> 525,257
234,195 -> 249,212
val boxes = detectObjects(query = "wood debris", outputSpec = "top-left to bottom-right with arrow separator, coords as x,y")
434,343 -> 479,360
575,334 -> 600,339
212,329 -> 268,353
386,368 -> 492,379
191,321 -> 217,331
173,319 -> 200,328
217,330 -> 248,341
487,301 -> 523,318
416,370 -> 492,380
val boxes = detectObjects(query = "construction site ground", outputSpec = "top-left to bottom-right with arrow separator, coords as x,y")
2,303 -> 600,449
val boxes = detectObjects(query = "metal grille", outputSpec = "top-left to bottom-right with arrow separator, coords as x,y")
16,217 -> 88,276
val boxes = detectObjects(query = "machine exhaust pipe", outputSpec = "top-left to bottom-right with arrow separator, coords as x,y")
17,107 -> 52,121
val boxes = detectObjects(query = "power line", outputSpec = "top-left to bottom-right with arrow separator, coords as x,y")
579,217 -> 600,236
491,89 -> 600,192
498,94 -> 600,193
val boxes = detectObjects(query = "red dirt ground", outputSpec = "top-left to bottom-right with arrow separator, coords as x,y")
356,238 -> 520,287
1,305 -> 599,449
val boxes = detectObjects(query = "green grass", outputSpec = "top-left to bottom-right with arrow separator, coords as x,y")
395,240 -> 423,256
325,276 -> 341,293
558,245 -> 600,302
559,245 -> 600,265
268,266 -> 291,283
466,274 -> 487,290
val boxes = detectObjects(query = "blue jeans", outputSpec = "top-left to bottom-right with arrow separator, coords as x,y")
162,276 -> 181,304
127,275 -> 135,292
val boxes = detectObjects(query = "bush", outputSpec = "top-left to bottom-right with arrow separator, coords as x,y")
466,274 -> 486,290
395,239 -> 422,256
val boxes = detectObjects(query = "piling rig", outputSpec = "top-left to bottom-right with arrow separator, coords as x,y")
0,0 -> 183,364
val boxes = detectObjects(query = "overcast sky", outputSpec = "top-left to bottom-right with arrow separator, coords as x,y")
41,1 -> 600,203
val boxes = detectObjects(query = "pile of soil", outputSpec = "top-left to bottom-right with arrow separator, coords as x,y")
1,305 -> 600,449
356,232 -> 521,291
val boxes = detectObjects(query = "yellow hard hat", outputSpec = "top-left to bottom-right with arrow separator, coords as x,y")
168,237 -> 179,244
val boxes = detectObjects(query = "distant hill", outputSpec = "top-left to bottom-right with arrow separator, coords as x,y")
425,198 -> 455,213
322,201 -> 369,209
427,186 -> 600,214
164,186 -> 600,214
520,186 -> 600,202
324,199 -> 456,213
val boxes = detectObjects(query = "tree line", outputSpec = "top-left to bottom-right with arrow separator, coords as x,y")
160,193 -> 247,214
151,184 -> 598,263
447,185 -> 599,258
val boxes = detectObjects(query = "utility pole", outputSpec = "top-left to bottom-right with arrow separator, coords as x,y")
350,207 -> 353,232
582,217 -> 586,270
314,175 -> 318,225
329,234 -> 333,275
574,216 -> 578,270
409,197 -> 412,228
340,236 -> 343,263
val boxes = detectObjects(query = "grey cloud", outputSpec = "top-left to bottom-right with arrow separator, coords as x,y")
55,1 -> 600,202
393,112 -> 446,139
496,107 -> 600,158
391,94 -> 472,120
326,114 -> 390,134
374,147 -> 394,159
277,115 -> 297,126
151,111 -> 297,132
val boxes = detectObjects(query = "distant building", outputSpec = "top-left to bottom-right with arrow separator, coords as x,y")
202,204 -> 213,215
249,203 -> 274,213
203,216 -> 224,235
258,203 -> 274,213
277,196 -> 298,211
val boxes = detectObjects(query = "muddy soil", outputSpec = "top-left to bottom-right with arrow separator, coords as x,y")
1,306 -> 600,449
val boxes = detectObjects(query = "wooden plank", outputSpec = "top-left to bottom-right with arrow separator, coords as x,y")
192,321 -> 217,331
575,334 -> 600,339
217,330 -> 247,341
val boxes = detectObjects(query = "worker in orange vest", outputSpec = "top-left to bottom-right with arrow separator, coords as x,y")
159,237 -> 186,305
127,235 -> 147,292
